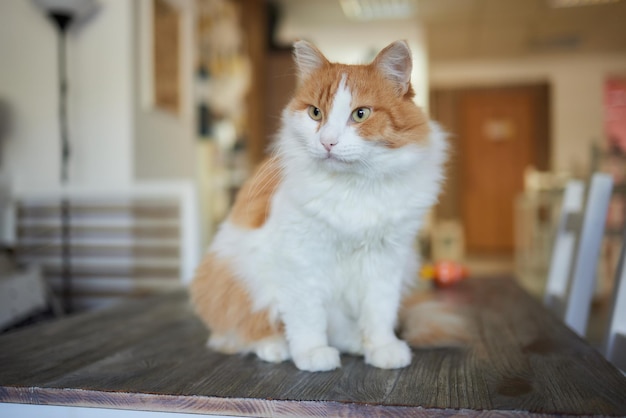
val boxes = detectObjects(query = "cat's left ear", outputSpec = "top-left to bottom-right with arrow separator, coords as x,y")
293,40 -> 328,81
374,41 -> 413,96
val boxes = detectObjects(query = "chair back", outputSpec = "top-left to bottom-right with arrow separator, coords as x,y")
605,223 -> 626,371
544,173 -> 613,337
544,180 -> 585,311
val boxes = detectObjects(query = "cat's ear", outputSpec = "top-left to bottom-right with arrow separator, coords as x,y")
293,40 -> 328,81
373,40 -> 413,96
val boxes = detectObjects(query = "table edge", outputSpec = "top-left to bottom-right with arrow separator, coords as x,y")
0,385 -> 577,418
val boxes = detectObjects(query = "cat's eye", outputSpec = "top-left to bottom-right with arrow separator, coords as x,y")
307,106 -> 323,121
351,107 -> 371,123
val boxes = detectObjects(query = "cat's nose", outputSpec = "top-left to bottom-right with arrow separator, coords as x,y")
321,138 -> 338,152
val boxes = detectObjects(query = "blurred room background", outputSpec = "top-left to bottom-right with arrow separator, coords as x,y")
1,0 -> 625,341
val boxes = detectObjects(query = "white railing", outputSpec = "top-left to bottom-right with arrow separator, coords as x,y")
11,181 -> 202,310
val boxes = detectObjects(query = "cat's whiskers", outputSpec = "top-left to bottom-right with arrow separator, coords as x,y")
262,172 -> 281,225
244,155 -> 284,223
244,160 -> 272,204
247,155 -> 283,199
357,158 -> 376,174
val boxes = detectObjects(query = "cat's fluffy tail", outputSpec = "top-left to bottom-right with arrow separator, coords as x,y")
399,289 -> 474,348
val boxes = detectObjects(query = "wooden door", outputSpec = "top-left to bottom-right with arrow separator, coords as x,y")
459,87 -> 548,255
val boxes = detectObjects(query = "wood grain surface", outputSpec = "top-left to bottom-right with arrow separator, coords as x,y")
1,278 -> 626,417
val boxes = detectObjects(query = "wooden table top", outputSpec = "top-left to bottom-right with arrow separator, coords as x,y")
1,277 -> 626,417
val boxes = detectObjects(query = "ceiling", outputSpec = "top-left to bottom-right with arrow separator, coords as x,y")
275,0 -> 626,61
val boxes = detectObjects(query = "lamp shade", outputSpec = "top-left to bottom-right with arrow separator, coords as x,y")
32,0 -> 100,29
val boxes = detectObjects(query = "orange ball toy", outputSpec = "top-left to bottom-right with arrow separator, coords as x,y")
420,260 -> 469,287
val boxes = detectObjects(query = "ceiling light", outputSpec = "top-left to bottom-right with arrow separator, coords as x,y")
339,0 -> 417,21
548,0 -> 621,8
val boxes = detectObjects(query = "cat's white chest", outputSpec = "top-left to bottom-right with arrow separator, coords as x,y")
280,173 -> 423,245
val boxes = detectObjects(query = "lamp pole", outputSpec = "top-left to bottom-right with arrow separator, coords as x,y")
50,12 -> 72,183
50,11 -> 74,313
33,0 -> 100,314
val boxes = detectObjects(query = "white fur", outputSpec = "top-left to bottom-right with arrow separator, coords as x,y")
210,80 -> 447,372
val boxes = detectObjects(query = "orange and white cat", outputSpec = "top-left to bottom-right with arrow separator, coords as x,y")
190,40 -> 448,372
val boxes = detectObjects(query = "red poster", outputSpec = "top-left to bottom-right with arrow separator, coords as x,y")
603,77 -> 626,290
605,77 -> 626,153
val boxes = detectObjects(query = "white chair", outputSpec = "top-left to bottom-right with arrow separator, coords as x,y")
544,173 -> 614,337
605,221 -> 626,371
544,179 -> 585,312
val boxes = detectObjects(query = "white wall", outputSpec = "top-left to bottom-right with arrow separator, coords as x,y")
71,0 -> 133,188
133,0 -> 196,181
0,0 -> 60,191
430,54 -> 626,174
0,0 -> 134,193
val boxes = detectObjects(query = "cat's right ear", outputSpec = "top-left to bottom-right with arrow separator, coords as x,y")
293,41 -> 328,81
373,40 -> 413,96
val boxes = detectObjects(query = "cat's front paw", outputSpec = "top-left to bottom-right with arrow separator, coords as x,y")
293,346 -> 341,372
365,339 -> 412,369
254,337 -> 290,363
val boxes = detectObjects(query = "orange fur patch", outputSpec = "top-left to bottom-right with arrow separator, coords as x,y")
229,157 -> 282,229
190,252 -> 282,346
289,61 -> 431,149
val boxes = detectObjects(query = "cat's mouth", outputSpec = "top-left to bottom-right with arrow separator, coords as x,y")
324,152 -> 348,163
319,152 -> 358,170
311,147 -> 357,167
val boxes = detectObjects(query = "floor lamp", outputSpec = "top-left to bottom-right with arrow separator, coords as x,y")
32,0 -> 99,313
